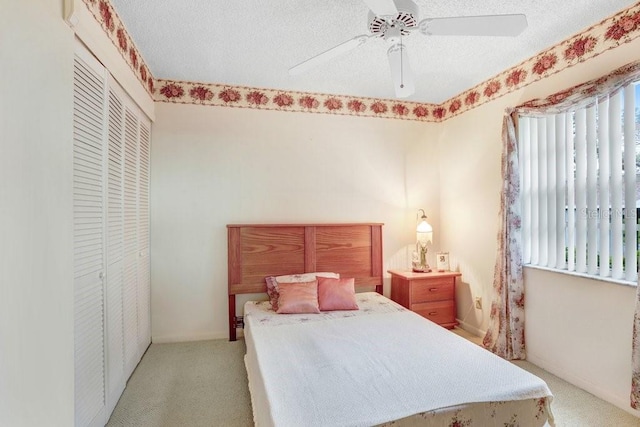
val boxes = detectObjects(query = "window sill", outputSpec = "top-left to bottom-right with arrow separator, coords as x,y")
523,265 -> 637,288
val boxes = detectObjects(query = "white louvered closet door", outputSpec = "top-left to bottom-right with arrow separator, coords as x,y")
105,78 -> 126,414
73,40 -> 152,426
123,107 -> 140,377
137,121 -> 151,355
120,87 -> 151,378
73,46 -> 107,427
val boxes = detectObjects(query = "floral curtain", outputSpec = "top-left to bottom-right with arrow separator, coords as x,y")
483,113 -> 526,360
483,60 -> 640,370
517,60 -> 640,114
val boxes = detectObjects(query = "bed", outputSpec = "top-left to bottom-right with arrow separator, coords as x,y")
227,223 -> 555,427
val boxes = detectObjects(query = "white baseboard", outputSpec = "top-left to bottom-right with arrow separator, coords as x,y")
152,331 -> 229,343
456,318 -> 486,338
527,351 -> 640,418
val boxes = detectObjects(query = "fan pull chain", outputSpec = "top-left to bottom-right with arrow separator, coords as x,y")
399,33 -> 404,89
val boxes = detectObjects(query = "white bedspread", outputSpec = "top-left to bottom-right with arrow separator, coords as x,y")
245,293 -> 553,427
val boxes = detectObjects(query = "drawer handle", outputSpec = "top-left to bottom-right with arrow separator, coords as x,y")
428,311 -> 438,316
429,288 -> 438,292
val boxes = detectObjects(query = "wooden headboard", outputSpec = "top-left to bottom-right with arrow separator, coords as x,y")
227,223 -> 383,340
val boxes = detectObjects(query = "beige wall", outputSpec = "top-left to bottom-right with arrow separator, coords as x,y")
438,37 -> 640,415
0,0 -> 75,425
525,268 -> 637,414
150,103 -> 440,342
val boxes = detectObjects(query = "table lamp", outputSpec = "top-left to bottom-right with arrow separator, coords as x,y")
413,209 -> 433,272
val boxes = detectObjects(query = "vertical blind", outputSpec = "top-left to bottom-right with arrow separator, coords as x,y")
519,83 -> 638,282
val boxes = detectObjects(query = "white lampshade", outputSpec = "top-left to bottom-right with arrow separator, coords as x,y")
416,218 -> 433,245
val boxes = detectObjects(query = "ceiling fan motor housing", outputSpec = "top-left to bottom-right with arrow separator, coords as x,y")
368,0 -> 419,39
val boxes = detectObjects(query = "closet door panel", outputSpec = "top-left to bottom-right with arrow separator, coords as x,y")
136,255 -> 151,356
73,51 -> 106,427
123,108 -> 140,377
105,84 -> 126,412
137,120 -> 151,354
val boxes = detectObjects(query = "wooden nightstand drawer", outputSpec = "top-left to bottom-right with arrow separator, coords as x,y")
411,279 -> 454,303
388,270 -> 461,329
413,300 -> 455,325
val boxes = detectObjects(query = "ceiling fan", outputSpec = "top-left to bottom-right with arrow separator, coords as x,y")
289,0 -> 528,98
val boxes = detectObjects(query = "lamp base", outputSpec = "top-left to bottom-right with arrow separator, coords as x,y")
412,267 -> 432,273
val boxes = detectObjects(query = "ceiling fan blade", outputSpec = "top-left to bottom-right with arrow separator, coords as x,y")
419,14 -> 527,37
387,44 -> 414,98
289,35 -> 373,75
362,0 -> 398,17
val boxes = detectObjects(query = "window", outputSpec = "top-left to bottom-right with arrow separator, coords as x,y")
519,82 -> 639,283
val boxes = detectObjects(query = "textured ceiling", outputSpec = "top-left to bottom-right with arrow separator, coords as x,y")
110,0 -> 638,104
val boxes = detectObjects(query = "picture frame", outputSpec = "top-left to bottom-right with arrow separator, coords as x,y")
436,252 -> 450,272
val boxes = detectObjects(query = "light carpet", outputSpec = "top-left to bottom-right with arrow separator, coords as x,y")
107,340 -> 251,427
107,338 -> 639,427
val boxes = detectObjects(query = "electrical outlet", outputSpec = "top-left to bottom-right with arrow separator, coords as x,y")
475,297 -> 482,309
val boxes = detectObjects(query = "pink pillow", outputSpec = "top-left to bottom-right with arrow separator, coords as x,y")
317,277 -> 359,311
276,280 -> 320,314
265,272 -> 339,311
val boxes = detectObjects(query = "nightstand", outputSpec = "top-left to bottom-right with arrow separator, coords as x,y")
388,269 -> 461,329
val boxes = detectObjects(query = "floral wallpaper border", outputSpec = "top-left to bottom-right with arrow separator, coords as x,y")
154,79 -> 437,122
81,0 -> 155,95
439,2 -> 640,121
84,0 -> 640,122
